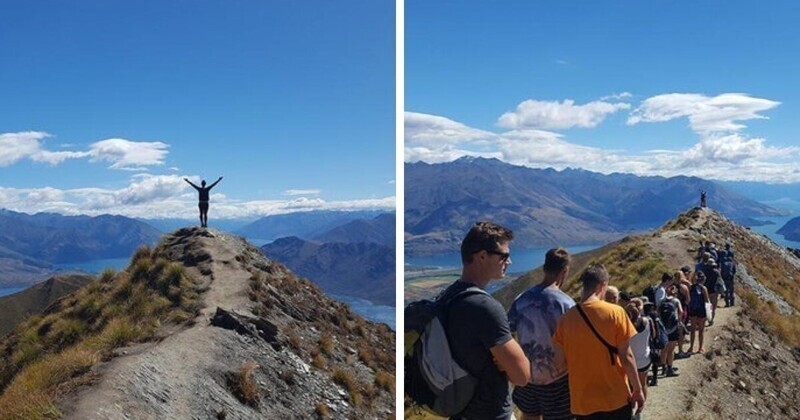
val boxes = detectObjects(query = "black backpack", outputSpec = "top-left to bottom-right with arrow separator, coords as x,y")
649,315 -> 668,350
404,286 -> 486,417
658,300 -> 679,334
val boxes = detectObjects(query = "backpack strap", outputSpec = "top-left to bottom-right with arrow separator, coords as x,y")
576,304 -> 618,365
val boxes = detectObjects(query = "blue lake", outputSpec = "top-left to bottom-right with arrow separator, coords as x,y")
0,287 -> 27,298
406,244 -> 602,272
53,257 -> 131,274
331,294 -> 395,330
749,199 -> 800,249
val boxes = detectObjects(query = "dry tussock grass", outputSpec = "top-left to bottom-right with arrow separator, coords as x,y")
0,246 -> 201,419
231,361 -> 259,406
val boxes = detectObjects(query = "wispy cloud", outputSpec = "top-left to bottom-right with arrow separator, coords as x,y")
0,132 -> 169,170
0,132 -> 90,166
283,189 -> 322,196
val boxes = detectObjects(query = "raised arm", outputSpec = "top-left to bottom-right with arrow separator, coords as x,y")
208,176 -> 223,190
184,178 -> 200,190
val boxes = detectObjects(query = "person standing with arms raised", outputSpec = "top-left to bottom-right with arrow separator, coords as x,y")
185,176 -> 223,228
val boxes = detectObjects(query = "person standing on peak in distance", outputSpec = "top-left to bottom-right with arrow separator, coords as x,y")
508,248 -> 575,420
553,265 -> 645,419
443,221 -> 530,420
184,176 -> 223,228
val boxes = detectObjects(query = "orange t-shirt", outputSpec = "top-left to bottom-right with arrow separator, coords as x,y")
552,299 -> 636,416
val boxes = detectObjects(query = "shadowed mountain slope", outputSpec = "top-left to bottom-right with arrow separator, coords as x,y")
0,275 -> 94,337
261,236 -> 395,306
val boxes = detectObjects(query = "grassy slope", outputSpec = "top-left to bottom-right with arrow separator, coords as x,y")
0,246 -> 200,419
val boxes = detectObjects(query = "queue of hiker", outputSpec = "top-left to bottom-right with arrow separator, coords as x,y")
405,221 -> 737,420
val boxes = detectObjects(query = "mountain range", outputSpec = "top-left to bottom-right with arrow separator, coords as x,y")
0,210 -> 161,287
235,210 -> 386,241
260,212 -> 395,306
405,157 -> 784,256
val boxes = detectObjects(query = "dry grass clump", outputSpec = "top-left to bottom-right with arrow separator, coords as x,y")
318,333 -> 334,356
332,368 -> 362,406
285,330 -> 302,351
311,354 -> 326,369
741,289 -> 800,347
315,402 -> 331,418
374,370 -> 395,393
0,246 -> 202,419
229,361 -> 259,406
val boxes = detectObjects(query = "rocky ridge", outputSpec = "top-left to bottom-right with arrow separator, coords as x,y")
0,227 -> 394,419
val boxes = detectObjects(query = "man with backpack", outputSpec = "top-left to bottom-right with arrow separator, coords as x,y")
407,221 -> 530,419
553,265 -> 645,418
508,248 -> 575,420
658,287 -> 683,378
720,252 -> 737,307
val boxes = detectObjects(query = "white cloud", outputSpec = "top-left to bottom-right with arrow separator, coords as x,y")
627,93 -> 780,135
0,175 -> 395,219
405,112 -> 496,147
405,95 -> 800,182
0,132 -> 170,169
601,92 -> 633,101
88,138 -> 169,169
388,180 -> 395,184
283,189 -> 322,196
497,99 -> 631,130
0,131 -> 89,166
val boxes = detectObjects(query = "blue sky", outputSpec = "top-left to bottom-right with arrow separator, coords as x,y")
406,1 -> 800,183
0,1 -> 395,219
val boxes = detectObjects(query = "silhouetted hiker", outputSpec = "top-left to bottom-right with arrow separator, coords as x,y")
184,176 -> 222,228
700,190 -> 707,208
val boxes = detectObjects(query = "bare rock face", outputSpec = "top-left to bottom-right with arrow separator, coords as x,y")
52,227 -> 395,419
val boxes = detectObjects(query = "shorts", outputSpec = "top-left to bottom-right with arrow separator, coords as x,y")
688,306 -> 706,318
575,402 -> 632,420
637,361 -> 652,373
512,375 -> 572,420
668,329 -> 680,342
199,202 -> 209,212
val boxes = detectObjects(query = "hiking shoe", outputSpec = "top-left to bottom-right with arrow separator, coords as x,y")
666,369 -> 679,377
675,352 -> 691,359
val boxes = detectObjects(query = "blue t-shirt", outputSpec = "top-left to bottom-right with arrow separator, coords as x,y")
507,285 -> 575,385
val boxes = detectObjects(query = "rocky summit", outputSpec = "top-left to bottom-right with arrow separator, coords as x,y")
0,227 -> 395,420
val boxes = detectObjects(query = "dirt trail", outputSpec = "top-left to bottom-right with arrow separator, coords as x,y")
67,229 -> 258,420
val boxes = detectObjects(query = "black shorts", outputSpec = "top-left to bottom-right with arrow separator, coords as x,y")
199,202 -> 209,212
668,329 -> 680,342
512,375 -> 572,420
575,402 -> 632,420
688,307 -> 706,318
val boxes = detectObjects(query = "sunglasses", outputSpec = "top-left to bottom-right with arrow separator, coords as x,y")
485,249 -> 511,262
